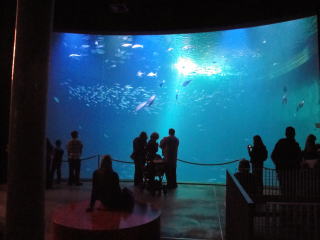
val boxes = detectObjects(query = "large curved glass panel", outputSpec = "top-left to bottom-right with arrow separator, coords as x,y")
47,15 -> 319,183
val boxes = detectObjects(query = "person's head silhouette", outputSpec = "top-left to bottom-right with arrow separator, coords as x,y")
101,155 -> 112,170
139,131 -> 147,140
285,126 -> 295,139
169,128 -> 175,136
71,130 -> 79,139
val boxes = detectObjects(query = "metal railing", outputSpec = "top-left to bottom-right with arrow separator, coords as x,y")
226,171 -> 254,240
262,168 -> 320,202
226,168 -> 320,240
254,201 -> 320,240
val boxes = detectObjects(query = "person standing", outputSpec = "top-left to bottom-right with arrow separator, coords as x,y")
51,139 -> 64,185
271,126 -> 302,197
160,128 -> 179,189
301,134 -> 319,169
46,138 -> 54,189
131,131 -> 148,186
248,135 -> 268,195
67,130 -> 83,186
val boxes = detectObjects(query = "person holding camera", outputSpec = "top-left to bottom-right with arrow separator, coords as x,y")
247,135 -> 268,195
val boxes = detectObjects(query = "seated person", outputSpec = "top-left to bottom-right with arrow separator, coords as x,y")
86,155 -> 134,212
234,159 -> 256,195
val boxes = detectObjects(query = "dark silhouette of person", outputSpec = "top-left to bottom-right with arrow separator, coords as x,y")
301,134 -> 319,169
299,134 -> 320,199
248,135 -> 268,195
234,159 -> 256,195
160,128 -> 179,189
131,131 -> 148,186
271,126 -> 302,197
145,132 -> 161,185
51,139 -> 64,185
146,132 -> 160,162
271,126 -> 302,171
67,130 -> 83,186
46,138 -> 54,189
87,155 -> 134,212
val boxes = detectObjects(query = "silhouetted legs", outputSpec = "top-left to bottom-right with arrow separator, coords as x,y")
134,159 -> 145,186
68,158 -> 81,185
166,163 -> 177,189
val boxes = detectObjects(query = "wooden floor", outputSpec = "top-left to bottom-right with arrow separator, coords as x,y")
0,181 -> 226,240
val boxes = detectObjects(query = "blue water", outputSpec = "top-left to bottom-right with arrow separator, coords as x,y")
47,16 -> 320,183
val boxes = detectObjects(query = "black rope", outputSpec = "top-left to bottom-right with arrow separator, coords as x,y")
62,155 -> 99,163
112,159 -> 134,164
62,154 -> 241,166
178,158 -> 240,166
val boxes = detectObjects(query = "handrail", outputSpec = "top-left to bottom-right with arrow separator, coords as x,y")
227,171 -> 254,204
226,170 -> 254,240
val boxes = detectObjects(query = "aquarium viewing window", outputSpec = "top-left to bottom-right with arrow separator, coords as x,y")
47,15 -> 319,183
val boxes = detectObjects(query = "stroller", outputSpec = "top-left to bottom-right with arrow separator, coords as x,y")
142,154 -> 167,196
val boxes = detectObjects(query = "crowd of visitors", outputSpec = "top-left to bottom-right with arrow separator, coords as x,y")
235,126 -> 320,198
45,125 -> 319,210
131,128 -> 179,189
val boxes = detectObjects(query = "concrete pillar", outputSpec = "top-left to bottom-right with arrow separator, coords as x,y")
5,1 -> 54,240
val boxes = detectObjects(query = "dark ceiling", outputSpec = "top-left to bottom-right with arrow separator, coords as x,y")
53,0 -> 320,34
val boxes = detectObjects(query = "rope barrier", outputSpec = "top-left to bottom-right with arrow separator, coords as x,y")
62,155 -> 99,163
112,158 -> 134,164
61,154 -> 241,166
178,158 -> 240,166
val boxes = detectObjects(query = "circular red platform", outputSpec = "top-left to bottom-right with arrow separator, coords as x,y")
52,200 -> 161,240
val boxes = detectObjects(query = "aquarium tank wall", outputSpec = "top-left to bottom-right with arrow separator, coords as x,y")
47,15 -> 320,183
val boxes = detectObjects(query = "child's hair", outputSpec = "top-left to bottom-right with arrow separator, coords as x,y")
238,159 -> 250,171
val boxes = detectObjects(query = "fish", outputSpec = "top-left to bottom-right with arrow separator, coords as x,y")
121,43 -> 132,47
182,45 -> 192,50
68,53 -> 81,58
135,101 -> 147,111
296,100 -> 304,111
147,72 -> 157,77
137,71 -> 144,77
53,97 -> 60,103
283,86 -> 287,92
182,79 -> 192,87
135,95 -> 156,111
132,44 -> 143,48
146,95 -> 156,106
159,80 -> 165,87
282,95 -> 287,104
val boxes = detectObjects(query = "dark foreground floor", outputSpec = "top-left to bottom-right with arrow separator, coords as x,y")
0,182 -> 226,240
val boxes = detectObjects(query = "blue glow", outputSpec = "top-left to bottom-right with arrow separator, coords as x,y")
47,16 -> 320,183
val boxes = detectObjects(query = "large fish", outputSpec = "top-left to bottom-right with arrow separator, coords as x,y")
182,79 -> 192,87
146,95 -> 156,106
135,95 -> 156,111
135,101 -> 147,111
